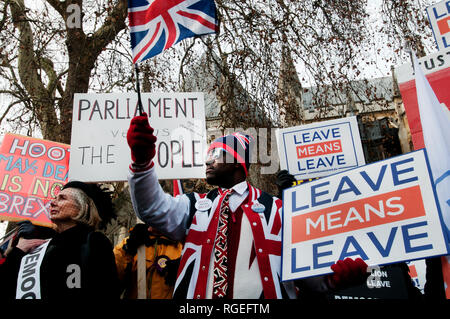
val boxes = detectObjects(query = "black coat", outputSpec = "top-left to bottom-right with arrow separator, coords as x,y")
0,224 -> 119,300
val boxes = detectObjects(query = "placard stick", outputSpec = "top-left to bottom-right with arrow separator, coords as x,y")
136,245 -> 147,299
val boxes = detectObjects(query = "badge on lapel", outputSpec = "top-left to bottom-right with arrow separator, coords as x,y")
251,201 -> 265,213
195,198 -> 213,211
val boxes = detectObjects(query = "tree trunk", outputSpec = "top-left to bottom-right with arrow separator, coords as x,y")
8,0 -> 128,143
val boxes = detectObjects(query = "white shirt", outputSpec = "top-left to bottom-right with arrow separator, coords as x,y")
206,180 -> 262,298
220,180 -> 248,213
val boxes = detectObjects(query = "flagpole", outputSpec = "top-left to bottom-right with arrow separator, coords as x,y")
134,64 -> 144,116
403,41 -> 415,71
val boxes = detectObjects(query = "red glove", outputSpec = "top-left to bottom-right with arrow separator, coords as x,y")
127,113 -> 157,165
328,257 -> 368,289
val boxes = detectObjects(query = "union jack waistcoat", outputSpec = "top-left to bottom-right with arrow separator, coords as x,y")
173,184 -> 296,299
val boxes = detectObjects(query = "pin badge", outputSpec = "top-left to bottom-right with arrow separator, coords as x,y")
251,202 -> 265,213
195,198 -> 213,211
155,255 -> 169,274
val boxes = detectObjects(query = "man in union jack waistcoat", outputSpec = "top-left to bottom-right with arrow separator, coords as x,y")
126,114 -> 367,299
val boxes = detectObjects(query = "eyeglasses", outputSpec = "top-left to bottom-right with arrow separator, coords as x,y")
205,148 -> 224,163
207,147 -> 223,159
205,148 -> 237,164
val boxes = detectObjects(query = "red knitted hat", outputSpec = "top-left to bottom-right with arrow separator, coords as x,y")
208,132 -> 254,175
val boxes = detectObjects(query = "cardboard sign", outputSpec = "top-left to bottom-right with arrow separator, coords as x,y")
0,133 -> 70,226
395,47 -> 450,149
426,0 -> 450,50
276,116 -> 365,180
281,149 -> 449,281
69,92 -> 207,182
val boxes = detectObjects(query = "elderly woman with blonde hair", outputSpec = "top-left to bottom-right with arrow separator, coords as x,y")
0,181 -> 120,299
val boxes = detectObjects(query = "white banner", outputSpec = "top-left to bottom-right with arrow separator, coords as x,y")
276,116 -> 365,180
16,240 -> 50,299
281,149 -> 449,281
69,93 -> 207,182
412,52 -> 450,239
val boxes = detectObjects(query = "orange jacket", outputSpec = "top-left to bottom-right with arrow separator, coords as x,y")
114,234 -> 183,299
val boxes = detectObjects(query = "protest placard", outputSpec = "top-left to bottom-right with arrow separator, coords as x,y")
69,92 -> 207,182
328,264 -> 412,299
426,0 -> 450,50
0,133 -> 69,226
281,149 -> 449,281
276,116 -> 365,180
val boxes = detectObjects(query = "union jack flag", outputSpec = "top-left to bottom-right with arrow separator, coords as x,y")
173,179 -> 184,197
128,0 -> 218,64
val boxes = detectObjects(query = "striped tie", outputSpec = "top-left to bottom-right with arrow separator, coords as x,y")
212,189 -> 233,298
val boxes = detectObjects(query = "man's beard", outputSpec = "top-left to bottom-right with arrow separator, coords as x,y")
206,175 -> 219,186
